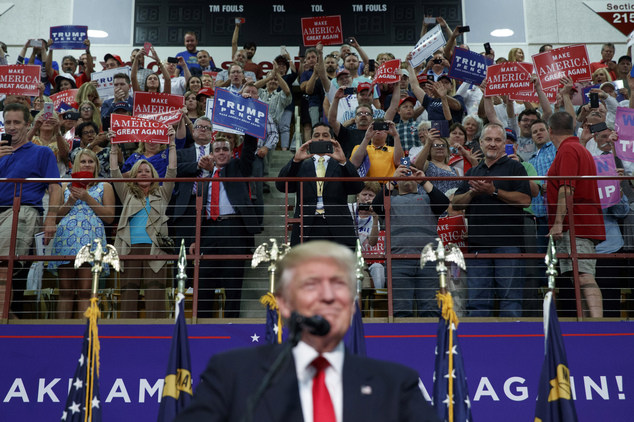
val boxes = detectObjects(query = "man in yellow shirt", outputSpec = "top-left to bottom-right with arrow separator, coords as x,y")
350,117 -> 404,179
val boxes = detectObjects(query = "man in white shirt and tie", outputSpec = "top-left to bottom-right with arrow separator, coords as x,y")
176,240 -> 442,422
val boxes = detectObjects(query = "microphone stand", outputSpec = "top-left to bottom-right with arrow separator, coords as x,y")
240,314 -> 304,422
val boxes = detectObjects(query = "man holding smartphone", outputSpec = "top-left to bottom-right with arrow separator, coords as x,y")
0,104 -> 61,318
276,123 -> 364,247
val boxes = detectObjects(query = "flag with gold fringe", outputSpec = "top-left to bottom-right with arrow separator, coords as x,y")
158,292 -> 193,421
432,292 -> 472,422
534,291 -> 578,422
60,297 -> 102,422
260,292 -> 283,344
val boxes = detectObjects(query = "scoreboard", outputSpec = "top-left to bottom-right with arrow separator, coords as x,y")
134,1 -> 463,47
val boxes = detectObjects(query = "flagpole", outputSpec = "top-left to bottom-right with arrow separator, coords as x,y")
354,239 -> 365,298
177,240 -> 187,295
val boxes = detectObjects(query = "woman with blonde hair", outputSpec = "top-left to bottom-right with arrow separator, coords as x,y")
48,148 -> 115,318
77,100 -> 102,131
508,48 -> 525,62
75,82 -> 102,108
592,67 -> 612,85
109,127 -> 177,318
27,109 -> 70,176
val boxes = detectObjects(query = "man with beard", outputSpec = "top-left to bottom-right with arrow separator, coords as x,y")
452,123 -> 531,317
176,31 -> 206,76
242,42 -> 264,80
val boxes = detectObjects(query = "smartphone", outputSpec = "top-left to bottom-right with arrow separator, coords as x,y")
346,37 -> 354,44
400,157 -> 412,175
42,102 -> 54,120
143,42 -> 152,55
280,45 -> 286,55
368,59 -> 375,72
235,17 -> 245,24
431,120 -> 449,137
309,141 -> 334,155
298,45 -> 306,58
29,39 -> 41,47
167,57 -> 178,64
424,17 -> 436,24
1,133 -> 12,146
505,144 -> 514,155
484,42 -> 492,55
589,92 -> 600,108
373,122 -> 389,131
590,122 -> 608,133
358,203 -> 371,212
63,112 -> 81,120
343,87 -> 355,95
458,26 -> 470,34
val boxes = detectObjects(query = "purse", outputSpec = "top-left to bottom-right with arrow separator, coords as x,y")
141,200 -> 176,255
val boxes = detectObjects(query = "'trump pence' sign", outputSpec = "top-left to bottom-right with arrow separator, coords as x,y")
614,107 -> 634,162
593,154 -> 620,209
212,88 -> 269,139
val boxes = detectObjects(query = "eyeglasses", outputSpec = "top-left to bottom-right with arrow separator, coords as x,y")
432,143 -> 447,148
82,130 -> 96,136
194,125 -> 212,131
81,107 -> 93,112
356,111 -> 371,116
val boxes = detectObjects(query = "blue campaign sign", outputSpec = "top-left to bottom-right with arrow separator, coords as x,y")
449,47 -> 493,85
50,25 -> 88,50
212,88 -> 269,139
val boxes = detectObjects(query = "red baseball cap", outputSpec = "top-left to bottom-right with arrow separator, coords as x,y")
196,87 -> 215,99
104,54 -> 124,67
399,96 -> 417,107
357,82 -> 372,92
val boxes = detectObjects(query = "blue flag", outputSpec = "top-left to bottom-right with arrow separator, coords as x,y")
432,293 -> 472,422
260,292 -> 283,344
534,292 -> 579,422
344,299 -> 367,356
60,300 -> 102,422
157,293 -> 193,421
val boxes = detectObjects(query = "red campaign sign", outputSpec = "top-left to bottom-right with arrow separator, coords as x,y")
363,230 -> 386,264
301,15 -> 343,47
532,44 -> 592,90
485,62 -> 533,97
49,89 -> 78,110
373,59 -> 401,84
436,215 -> 468,254
0,65 -> 40,96
111,114 -> 169,144
133,92 -> 184,126
509,87 -> 558,104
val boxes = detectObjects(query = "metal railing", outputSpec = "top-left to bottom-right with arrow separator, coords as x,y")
1,173 -> 632,321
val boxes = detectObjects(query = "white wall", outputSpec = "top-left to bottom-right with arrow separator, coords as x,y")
0,0 -> 630,68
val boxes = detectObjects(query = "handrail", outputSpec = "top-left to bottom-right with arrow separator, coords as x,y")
1,173 -> 631,321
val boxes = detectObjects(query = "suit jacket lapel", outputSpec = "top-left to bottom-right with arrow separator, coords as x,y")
260,350 -> 304,422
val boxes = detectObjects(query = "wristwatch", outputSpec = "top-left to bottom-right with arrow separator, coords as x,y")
491,187 -> 499,197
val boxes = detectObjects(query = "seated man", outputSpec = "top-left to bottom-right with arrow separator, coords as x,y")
175,240 -> 442,422
372,164 -> 449,317
276,123 -> 364,248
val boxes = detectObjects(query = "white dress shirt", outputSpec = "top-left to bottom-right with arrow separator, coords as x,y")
206,167 -> 236,216
292,341 -> 345,422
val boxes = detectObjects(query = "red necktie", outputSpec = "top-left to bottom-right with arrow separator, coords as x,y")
208,170 -> 220,220
312,356 -> 336,422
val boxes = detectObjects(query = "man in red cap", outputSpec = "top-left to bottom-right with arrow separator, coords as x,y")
104,53 -> 124,70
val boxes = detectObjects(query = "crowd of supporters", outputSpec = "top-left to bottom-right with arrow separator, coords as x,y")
1,17 -> 633,320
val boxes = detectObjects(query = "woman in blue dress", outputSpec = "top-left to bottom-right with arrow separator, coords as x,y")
48,149 -> 115,318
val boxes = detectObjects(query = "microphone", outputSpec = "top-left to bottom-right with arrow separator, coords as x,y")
290,312 -> 331,336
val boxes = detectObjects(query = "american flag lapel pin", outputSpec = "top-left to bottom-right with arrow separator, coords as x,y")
361,385 -> 372,395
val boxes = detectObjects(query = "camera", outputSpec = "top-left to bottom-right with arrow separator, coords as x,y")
343,87 -> 355,95
432,58 -> 443,64
167,57 -> 178,64
358,203 -> 371,212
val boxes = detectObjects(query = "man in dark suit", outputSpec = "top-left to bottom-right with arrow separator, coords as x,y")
187,134 -> 261,317
276,123 -> 364,248
175,241 -> 442,422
